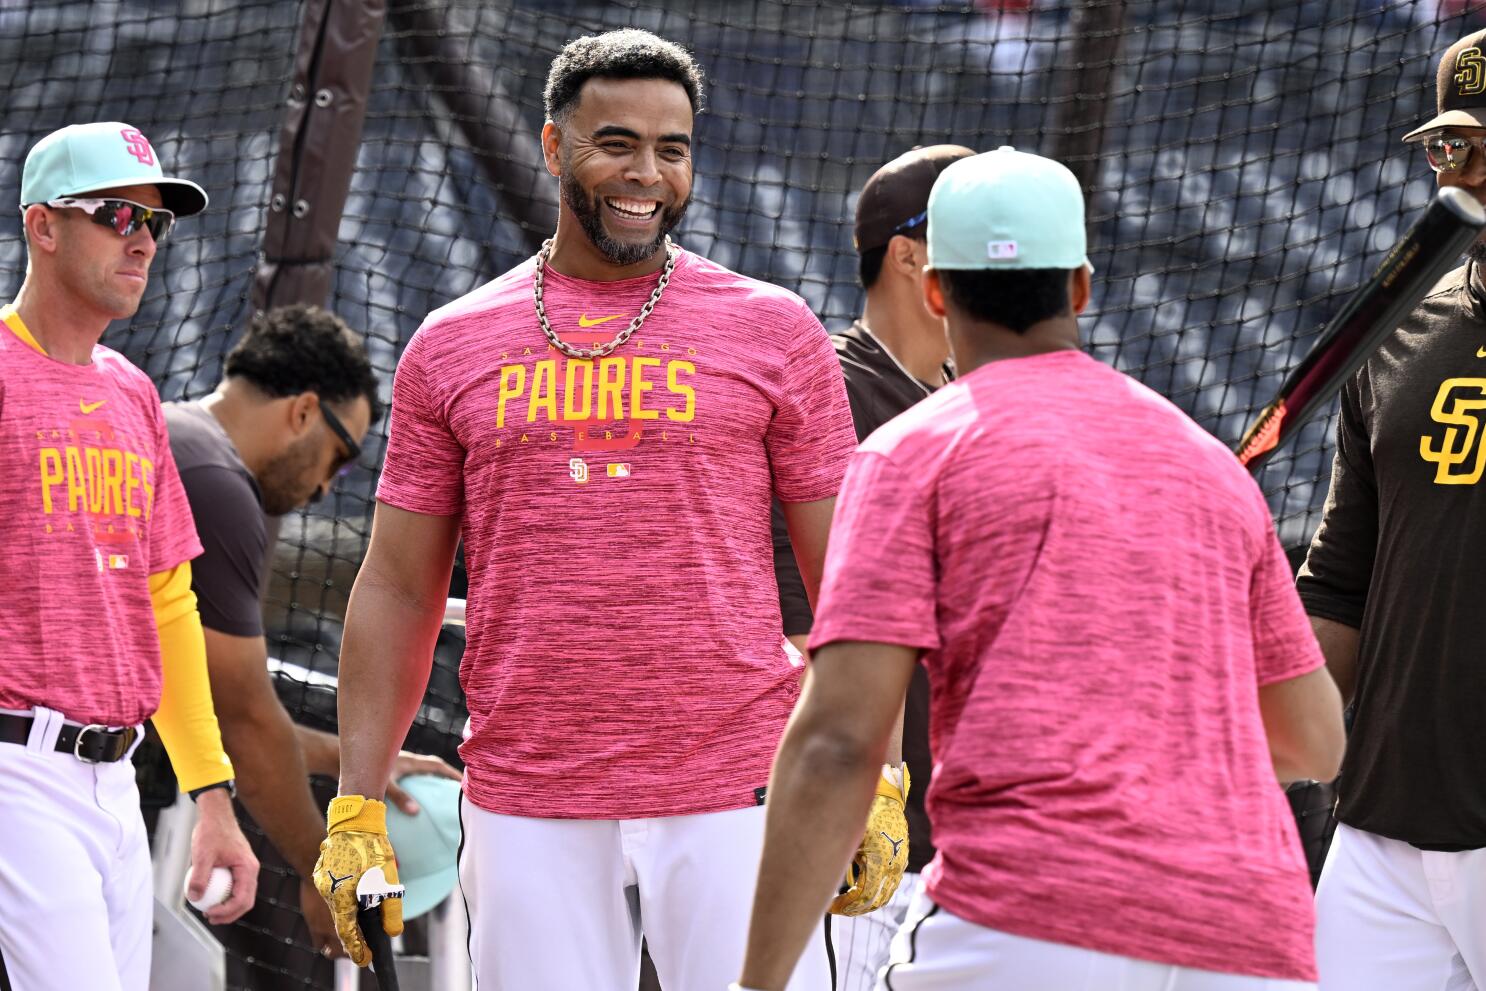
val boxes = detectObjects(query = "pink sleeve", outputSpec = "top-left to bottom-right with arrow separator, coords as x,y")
1250,527 -> 1326,686
808,450 -> 940,653
766,310 -> 857,503
147,401 -> 203,574
376,331 -> 466,516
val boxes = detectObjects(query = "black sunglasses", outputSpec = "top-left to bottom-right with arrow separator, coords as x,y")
45,197 -> 176,242
320,403 -> 362,478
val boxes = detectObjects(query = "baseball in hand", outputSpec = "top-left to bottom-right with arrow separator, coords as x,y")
185,866 -> 233,911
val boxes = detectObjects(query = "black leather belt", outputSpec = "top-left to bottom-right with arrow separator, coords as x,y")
0,714 -> 137,763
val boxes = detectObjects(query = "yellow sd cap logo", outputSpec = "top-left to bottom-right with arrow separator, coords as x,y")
1457,47 -> 1486,97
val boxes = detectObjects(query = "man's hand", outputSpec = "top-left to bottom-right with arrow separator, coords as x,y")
189,789 -> 259,925
313,795 -> 402,966
829,764 -> 910,917
299,877 -> 343,958
384,752 -> 462,815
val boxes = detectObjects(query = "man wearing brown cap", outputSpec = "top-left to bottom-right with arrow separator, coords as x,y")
771,143 -> 973,990
1298,27 -> 1486,990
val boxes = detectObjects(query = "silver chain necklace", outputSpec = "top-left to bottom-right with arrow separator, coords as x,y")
853,320 -> 940,399
533,237 -> 677,360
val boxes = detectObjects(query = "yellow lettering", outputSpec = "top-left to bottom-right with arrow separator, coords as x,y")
563,360 -> 594,420
631,357 -> 661,421
65,447 -> 86,512
38,448 -> 63,514
124,452 -> 142,517
520,433 -> 530,443
549,431 -> 558,441
496,365 -> 527,429
528,359 -> 558,423
597,357 -> 627,420
83,448 -> 104,513
102,449 -> 124,517
666,360 -> 696,422
141,457 -> 155,520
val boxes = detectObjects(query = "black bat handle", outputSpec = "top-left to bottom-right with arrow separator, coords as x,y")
357,903 -> 401,991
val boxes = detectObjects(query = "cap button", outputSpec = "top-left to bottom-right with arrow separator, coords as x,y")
997,145 -> 1015,152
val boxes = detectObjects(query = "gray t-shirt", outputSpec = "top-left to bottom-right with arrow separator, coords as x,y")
164,401 -> 266,638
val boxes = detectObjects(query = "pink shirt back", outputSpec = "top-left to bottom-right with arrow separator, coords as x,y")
810,350 -> 1321,981
0,313 -> 202,726
378,249 -> 856,818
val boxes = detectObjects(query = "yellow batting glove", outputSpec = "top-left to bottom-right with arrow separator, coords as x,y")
830,764 -> 910,917
312,796 -> 403,966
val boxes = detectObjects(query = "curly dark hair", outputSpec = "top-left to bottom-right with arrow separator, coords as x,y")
224,304 -> 381,422
543,29 -> 704,124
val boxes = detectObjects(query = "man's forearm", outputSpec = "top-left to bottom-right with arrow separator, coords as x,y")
293,725 -> 342,779
741,729 -> 881,990
337,572 -> 444,799
1310,616 -> 1361,705
221,700 -> 325,877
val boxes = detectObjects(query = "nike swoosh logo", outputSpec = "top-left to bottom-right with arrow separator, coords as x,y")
327,872 -> 354,893
881,831 -> 905,857
578,313 -> 621,328
1477,347 -> 1486,358
80,399 -> 106,414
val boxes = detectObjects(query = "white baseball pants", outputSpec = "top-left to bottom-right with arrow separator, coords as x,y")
831,871 -> 922,991
458,801 -> 832,990
879,886 -> 1316,991
0,707 -> 151,991
1317,822 -> 1486,991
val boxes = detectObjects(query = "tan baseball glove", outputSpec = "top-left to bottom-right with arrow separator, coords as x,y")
830,764 -> 910,916
312,795 -> 403,966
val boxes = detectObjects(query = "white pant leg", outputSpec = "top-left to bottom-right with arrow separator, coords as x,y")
458,802 -> 641,991
1316,823 -> 1475,991
832,872 -> 921,991
0,729 -> 151,990
1425,844 -> 1486,988
634,805 -> 832,991
881,889 -> 1315,991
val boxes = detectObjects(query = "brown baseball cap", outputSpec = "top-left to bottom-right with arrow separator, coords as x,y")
1404,28 -> 1486,141
854,144 -> 977,253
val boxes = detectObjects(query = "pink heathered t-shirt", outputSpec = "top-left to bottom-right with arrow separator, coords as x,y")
378,248 -> 857,818
0,308 -> 203,726
810,349 -> 1321,981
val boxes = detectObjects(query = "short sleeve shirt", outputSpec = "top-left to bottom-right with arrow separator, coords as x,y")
164,401 -> 266,638
811,350 -> 1321,981
377,249 -> 857,818
0,306 -> 202,726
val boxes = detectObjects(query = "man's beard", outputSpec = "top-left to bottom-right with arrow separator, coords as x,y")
257,437 -> 320,516
561,173 -> 688,267
1469,241 -> 1486,262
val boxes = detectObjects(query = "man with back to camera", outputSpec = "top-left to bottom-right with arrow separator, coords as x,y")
162,302 -> 459,975
313,29 -> 860,989
771,144 -> 973,989
738,147 -> 1346,991
1301,27 -> 1486,990
0,121 -> 257,989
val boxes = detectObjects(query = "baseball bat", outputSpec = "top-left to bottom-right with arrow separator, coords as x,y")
1235,185 -> 1486,472
356,867 -> 403,991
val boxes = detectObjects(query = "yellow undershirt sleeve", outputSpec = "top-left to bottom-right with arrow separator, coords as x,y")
149,562 -> 235,793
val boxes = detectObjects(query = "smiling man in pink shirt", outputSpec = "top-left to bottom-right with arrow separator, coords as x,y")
738,148 -> 1347,991
313,28 -> 857,990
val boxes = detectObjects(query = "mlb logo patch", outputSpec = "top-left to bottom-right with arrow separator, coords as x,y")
987,240 -> 1018,260
109,554 -> 129,570
607,463 -> 631,478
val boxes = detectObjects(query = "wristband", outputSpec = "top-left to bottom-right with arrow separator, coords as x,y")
188,779 -> 236,802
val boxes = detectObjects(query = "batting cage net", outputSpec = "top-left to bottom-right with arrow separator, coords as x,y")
0,0 -> 1477,986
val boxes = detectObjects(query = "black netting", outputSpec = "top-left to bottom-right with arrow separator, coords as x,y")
3,0 -> 1480,986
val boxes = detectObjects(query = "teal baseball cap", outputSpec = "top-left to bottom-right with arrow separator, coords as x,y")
926,146 -> 1089,272
385,775 -> 462,921
20,122 -> 208,216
